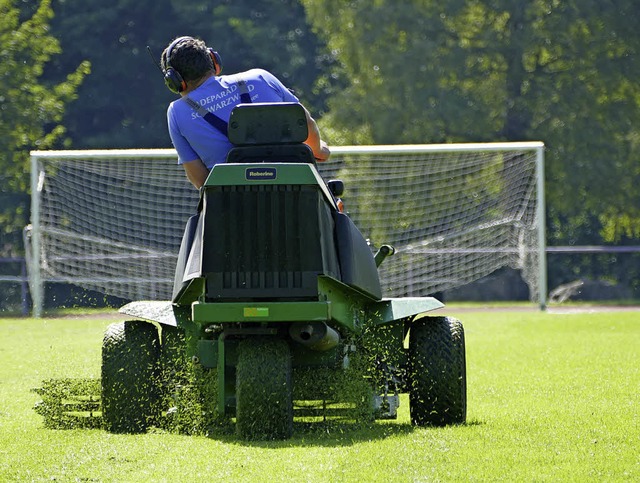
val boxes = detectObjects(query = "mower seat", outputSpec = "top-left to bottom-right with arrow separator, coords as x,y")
226,102 -> 315,164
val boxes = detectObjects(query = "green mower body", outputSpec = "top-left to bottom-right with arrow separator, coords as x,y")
101,103 -> 467,439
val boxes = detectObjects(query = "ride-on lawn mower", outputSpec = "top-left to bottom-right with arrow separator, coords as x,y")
37,103 -> 466,440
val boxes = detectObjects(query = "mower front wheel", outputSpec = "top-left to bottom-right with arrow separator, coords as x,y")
235,337 -> 293,440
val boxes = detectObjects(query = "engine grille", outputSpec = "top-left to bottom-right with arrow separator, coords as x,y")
202,184 -> 339,300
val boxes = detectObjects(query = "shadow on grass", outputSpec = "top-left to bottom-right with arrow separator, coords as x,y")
33,377 -> 484,447
196,421 -> 410,448
211,417 -> 486,448
204,421 -> 414,448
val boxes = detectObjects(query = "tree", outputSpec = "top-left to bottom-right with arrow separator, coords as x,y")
0,0 -> 89,257
302,0 -> 640,293
44,0 -> 334,149
301,0 -> 490,145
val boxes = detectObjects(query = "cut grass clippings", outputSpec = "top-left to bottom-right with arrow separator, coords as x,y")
0,309 -> 638,481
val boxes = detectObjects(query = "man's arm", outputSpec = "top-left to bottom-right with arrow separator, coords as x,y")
182,158 -> 210,189
303,106 -> 331,162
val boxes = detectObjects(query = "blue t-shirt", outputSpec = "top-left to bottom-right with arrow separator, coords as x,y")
167,68 -> 299,168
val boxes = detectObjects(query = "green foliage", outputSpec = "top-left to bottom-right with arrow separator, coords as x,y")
0,0 -> 89,190
302,0 -> 640,244
2,0 -> 639,296
303,0 -> 640,291
302,0 -> 496,145
0,0 -> 89,256
43,0 -> 333,150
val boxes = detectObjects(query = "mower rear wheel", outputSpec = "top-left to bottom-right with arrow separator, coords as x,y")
101,320 -> 160,433
236,337 -> 293,440
408,316 -> 466,426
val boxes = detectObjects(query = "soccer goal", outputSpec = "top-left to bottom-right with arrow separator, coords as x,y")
28,142 -> 545,316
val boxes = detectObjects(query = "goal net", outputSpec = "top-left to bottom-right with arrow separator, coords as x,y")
28,143 -> 544,314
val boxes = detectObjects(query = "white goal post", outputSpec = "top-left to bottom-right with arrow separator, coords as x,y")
28,142 -> 546,317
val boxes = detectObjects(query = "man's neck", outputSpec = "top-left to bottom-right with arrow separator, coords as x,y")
181,72 -> 215,96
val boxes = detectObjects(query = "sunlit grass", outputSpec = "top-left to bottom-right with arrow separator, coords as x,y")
1,310 -> 638,481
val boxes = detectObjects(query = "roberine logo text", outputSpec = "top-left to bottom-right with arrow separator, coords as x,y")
245,167 -> 277,180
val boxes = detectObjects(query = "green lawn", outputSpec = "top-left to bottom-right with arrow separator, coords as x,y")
0,309 -> 638,481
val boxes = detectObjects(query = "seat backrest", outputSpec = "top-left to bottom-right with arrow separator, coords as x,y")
228,102 -> 308,146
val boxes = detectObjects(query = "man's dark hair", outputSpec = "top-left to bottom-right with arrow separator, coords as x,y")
162,37 -> 214,82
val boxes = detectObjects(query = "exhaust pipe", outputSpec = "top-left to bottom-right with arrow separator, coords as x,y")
289,322 -> 340,351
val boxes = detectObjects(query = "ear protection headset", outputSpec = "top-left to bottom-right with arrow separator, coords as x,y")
163,36 -> 222,94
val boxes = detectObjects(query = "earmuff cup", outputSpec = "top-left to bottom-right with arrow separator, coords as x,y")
209,49 -> 223,76
163,36 -> 190,94
164,68 -> 186,94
